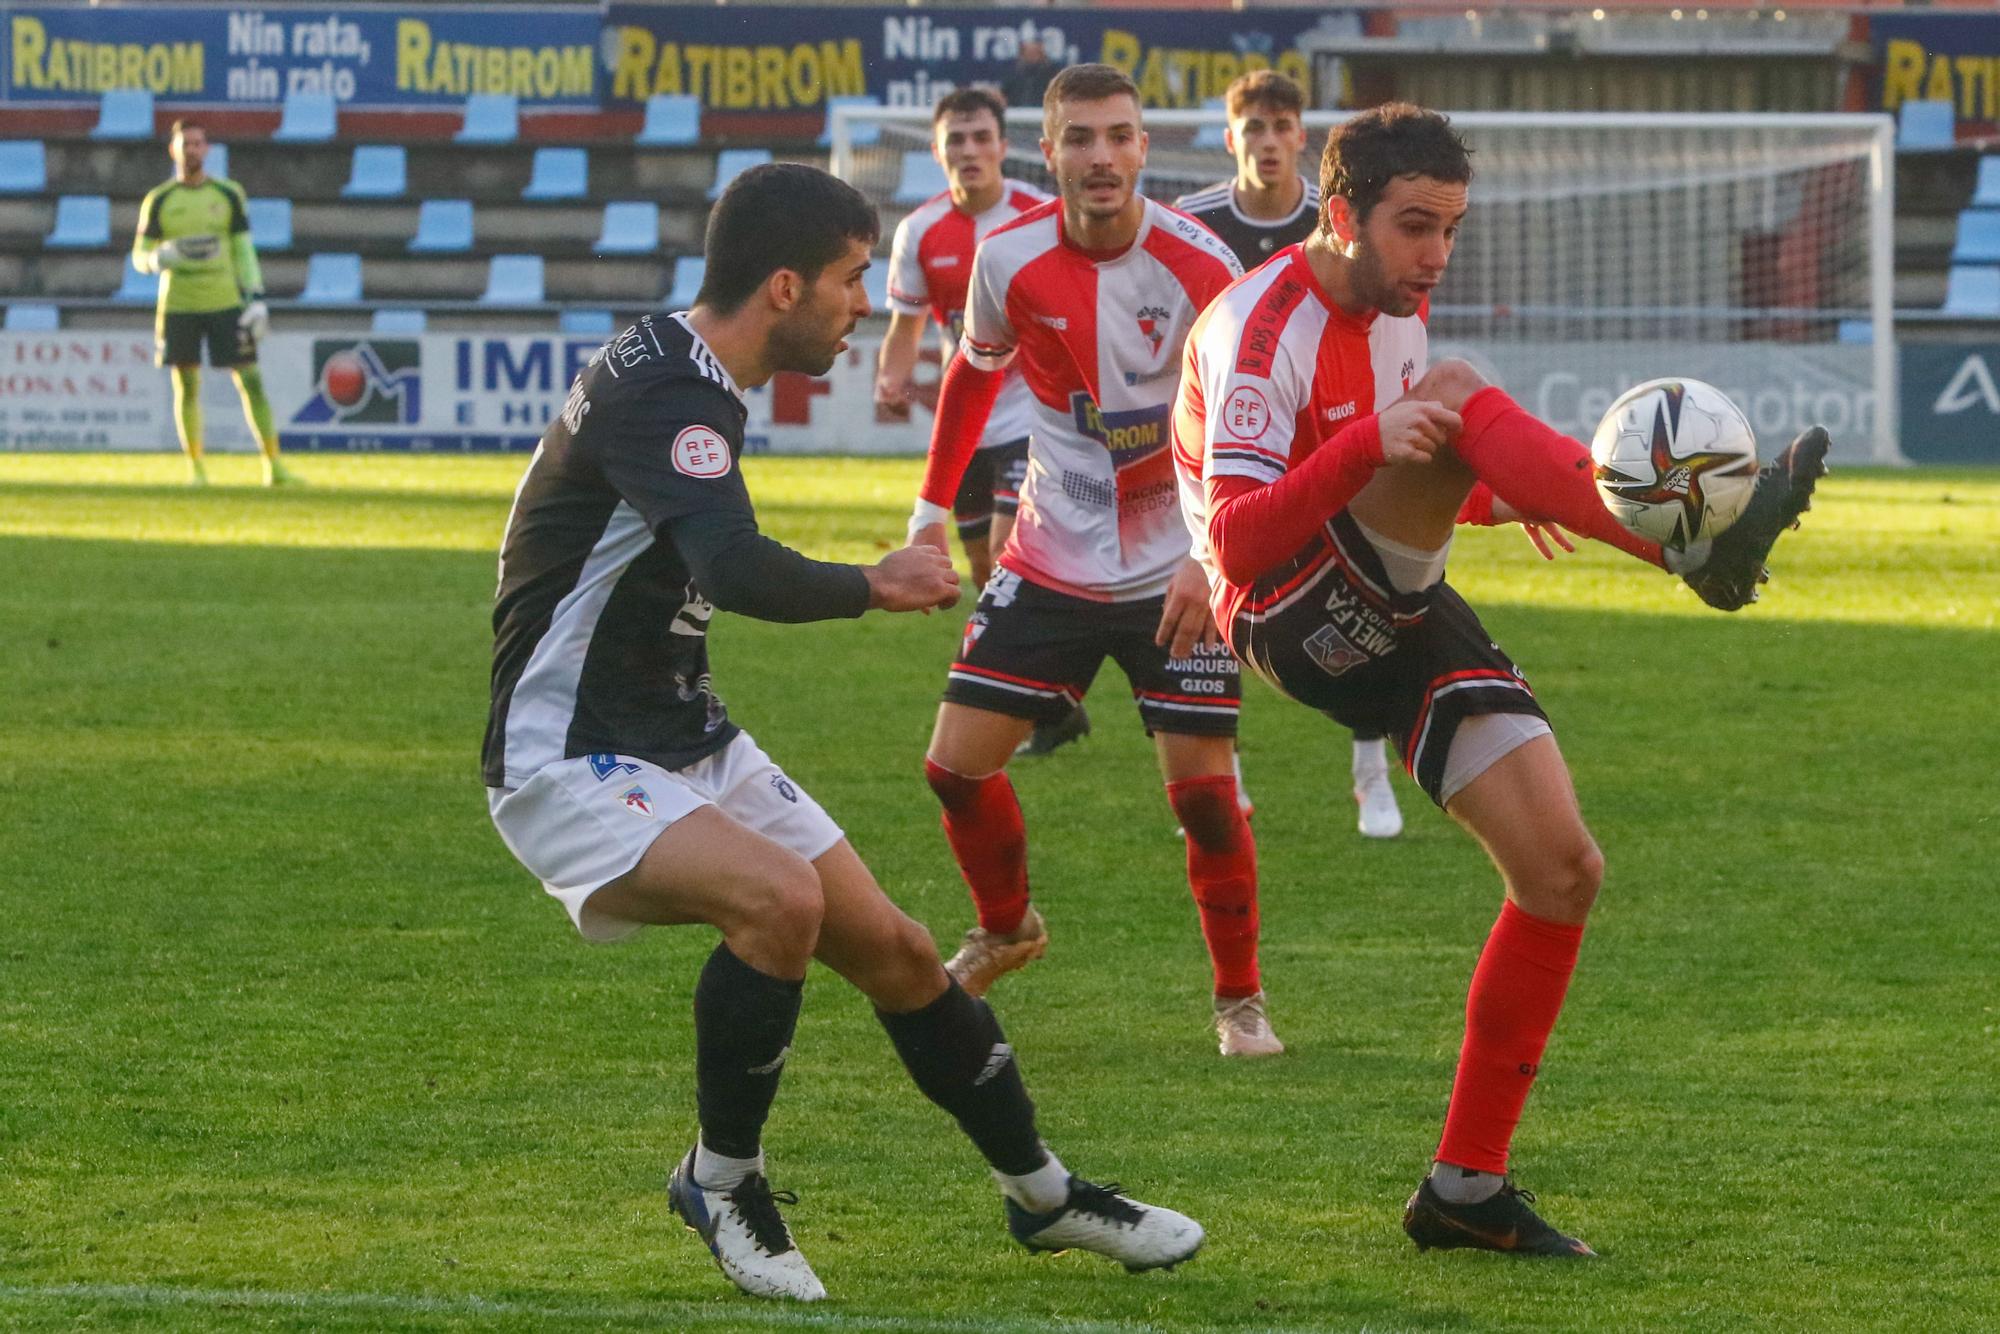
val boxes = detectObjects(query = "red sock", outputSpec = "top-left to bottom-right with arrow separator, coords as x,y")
1436,900 -> 1586,1174
1455,387 -> 1666,569
1166,775 -> 1261,999
924,759 -> 1030,934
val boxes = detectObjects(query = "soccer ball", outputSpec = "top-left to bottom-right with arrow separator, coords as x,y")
1589,378 -> 1758,553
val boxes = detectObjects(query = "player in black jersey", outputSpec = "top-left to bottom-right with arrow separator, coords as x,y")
485,164 -> 1205,1303
1174,71 -> 1406,840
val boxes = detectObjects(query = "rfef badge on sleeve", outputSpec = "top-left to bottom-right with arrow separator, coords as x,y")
671,425 -> 732,478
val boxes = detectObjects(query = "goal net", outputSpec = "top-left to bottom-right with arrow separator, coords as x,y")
832,108 -> 1898,463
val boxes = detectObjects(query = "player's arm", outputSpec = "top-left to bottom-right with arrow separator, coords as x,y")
224,183 -> 270,337
875,216 -> 931,409
131,186 -> 174,274
908,245 -> 1013,546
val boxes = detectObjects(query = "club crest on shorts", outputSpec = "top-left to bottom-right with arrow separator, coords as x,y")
617,785 -> 654,817
1303,624 -> 1369,676
588,753 -> 642,781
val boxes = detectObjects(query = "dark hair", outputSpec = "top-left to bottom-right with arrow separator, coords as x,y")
934,87 -> 1007,133
1319,103 -> 1472,226
1225,70 -> 1303,123
1042,63 -> 1140,141
169,117 -> 205,139
696,163 -> 879,314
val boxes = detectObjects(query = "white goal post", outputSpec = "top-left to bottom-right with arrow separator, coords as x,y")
832,107 -> 1899,464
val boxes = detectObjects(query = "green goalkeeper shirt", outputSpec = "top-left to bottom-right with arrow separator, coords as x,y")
131,175 -> 264,315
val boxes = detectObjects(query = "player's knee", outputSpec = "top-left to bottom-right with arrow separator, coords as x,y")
1167,779 -> 1243,851
881,915 -> 948,1003
925,756 -> 986,812
737,854 -> 825,957
1413,358 -> 1489,412
1535,838 -> 1603,921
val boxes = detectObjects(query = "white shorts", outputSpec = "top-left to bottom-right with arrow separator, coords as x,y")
486,731 -> 844,942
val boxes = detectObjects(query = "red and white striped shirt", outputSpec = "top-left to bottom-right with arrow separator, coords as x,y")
1173,244 -> 1430,624
951,196 -> 1241,600
886,182 -> 1047,450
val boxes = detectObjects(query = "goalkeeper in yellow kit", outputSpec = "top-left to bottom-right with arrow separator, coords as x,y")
132,118 -> 293,486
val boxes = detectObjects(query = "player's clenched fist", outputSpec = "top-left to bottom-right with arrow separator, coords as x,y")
867,543 -> 961,612
1377,399 -> 1461,466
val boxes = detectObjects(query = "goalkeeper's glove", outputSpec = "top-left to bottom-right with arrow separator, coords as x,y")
237,298 -> 269,342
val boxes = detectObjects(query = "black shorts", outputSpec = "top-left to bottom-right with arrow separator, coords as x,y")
157,307 -> 253,368
1229,511 -> 1547,805
944,567 -> 1240,737
952,438 -> 1031,538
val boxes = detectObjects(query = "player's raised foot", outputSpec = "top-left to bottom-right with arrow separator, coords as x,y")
667,1149 -> 827,1301
1214,990 -> 1285,1057
1016,703 -> 1090,757
1006,1176 -> 1204,1271
1402,1176 -> 1596,1258
1354,765 -> 1403,839
1681,425 -> 1830,612
943,904 -> 1047,998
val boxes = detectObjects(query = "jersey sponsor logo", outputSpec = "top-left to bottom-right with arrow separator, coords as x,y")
929,254 -> 961,268
671,424 -> 732,478
618,785 -> 654,817
1136,304 -> 1171,357
587,753 -> 642,781
1222,385 -> 1272,440
1236,272 -> 1309,376
292,339 -> 421,426
1071,393 -> 1171,457
1032,313 -> 1068,331
1324,401 -> 1357,424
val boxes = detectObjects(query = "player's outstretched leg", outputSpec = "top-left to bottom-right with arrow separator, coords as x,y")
1351,732 -> 1403,839
927,704 -> 1049,997
1679,426 -> 1830,611
808,840 -> 1205,1272
1404,731 -> 1599,1258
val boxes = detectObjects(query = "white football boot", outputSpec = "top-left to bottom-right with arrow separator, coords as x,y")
1213,990 -> 1285,1057
667,1150 -> 826,1301
1353,754 -> 1404,840
1006,1176 -> 1205,1271
943,904 -> 1048,998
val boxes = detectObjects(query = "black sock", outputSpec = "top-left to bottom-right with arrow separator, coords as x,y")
877,980 -> 1045,1175
693,942 -> 803,1160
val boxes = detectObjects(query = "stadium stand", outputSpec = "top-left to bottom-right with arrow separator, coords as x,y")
0,140 -> 44,192
45,195 -> 109,249
863,263 -> 888,312
371,308 -> 428,334
892,151 -> 948,206
559,308 -> 615,335
709,149 -> 773,200
410,200 -> 476,254
272,91 -> 337,144
5,303 -> 59,331
1952,210 -> 2000,264
90,90 -> 153,141
113,259 -> 159,303
594,201 -> 659,255
637,95 -> 701,147
457,94 -> 520,145
1897,100 -> 1955,152
667,256 -> 705,309
482,254 -> 545,305
342,146 -> 406,199
301,252 -> 364,304
248,197 -> 293,251
1192,97 -> 1228,150
523,147 -> 587,200
205,143 -> 230,182
1975,158 -> 2000,209
818,96 -> 883,148
1942,264 -> 2000,317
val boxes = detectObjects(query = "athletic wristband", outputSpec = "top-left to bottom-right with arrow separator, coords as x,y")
907,498 -> 952,544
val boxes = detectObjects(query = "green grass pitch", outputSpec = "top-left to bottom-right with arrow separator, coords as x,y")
1,453 -> 1995,1332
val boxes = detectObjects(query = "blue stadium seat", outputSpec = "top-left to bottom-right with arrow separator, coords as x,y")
456,93 -> 519,145
1942,264 -> 2000,316
410,199 -> 475,254
5,303 -> 60,332
272,90 -> 337,143
863,262 -> 888,312
1192,96 -> 1229,150
709,148 -> 773,201
203,142 -> 229,182
1836,319 -> 1874,345
523,147 -> 587,200
1952,209 -> 2000,264
637,94 -> 701,147
1897,99 -> 1955,152
91,89 -> 154,140
892,151 -> 948,206
817,95 -> 883,148
45,195 -> 110,249
371,307 -> 428,334
560,308 -> 615,335
301,252 -> 364,303
342,145 -> 406,198
482,254 -> 545,304
594,201 -> 659,255
0,140 -> 46,193
667,256 -> 706,309
114,257 -> 160,303
248,197 -> 292,250
1975,157 -> 2000,209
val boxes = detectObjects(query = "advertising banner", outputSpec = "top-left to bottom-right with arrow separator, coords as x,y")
601,3 -> 1343,114
1,4 -> 601,107
1871,14 -> 2000,125
1898,343 -> 2000,464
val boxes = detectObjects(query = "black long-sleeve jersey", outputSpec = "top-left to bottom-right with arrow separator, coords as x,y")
1172,178 -> 1321,269
483,312 -> 870,788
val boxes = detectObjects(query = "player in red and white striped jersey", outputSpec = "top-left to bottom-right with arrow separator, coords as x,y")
904,64 -> 1282,1058
1174,104 -> 1829,1257
876,88 -> 1048,593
